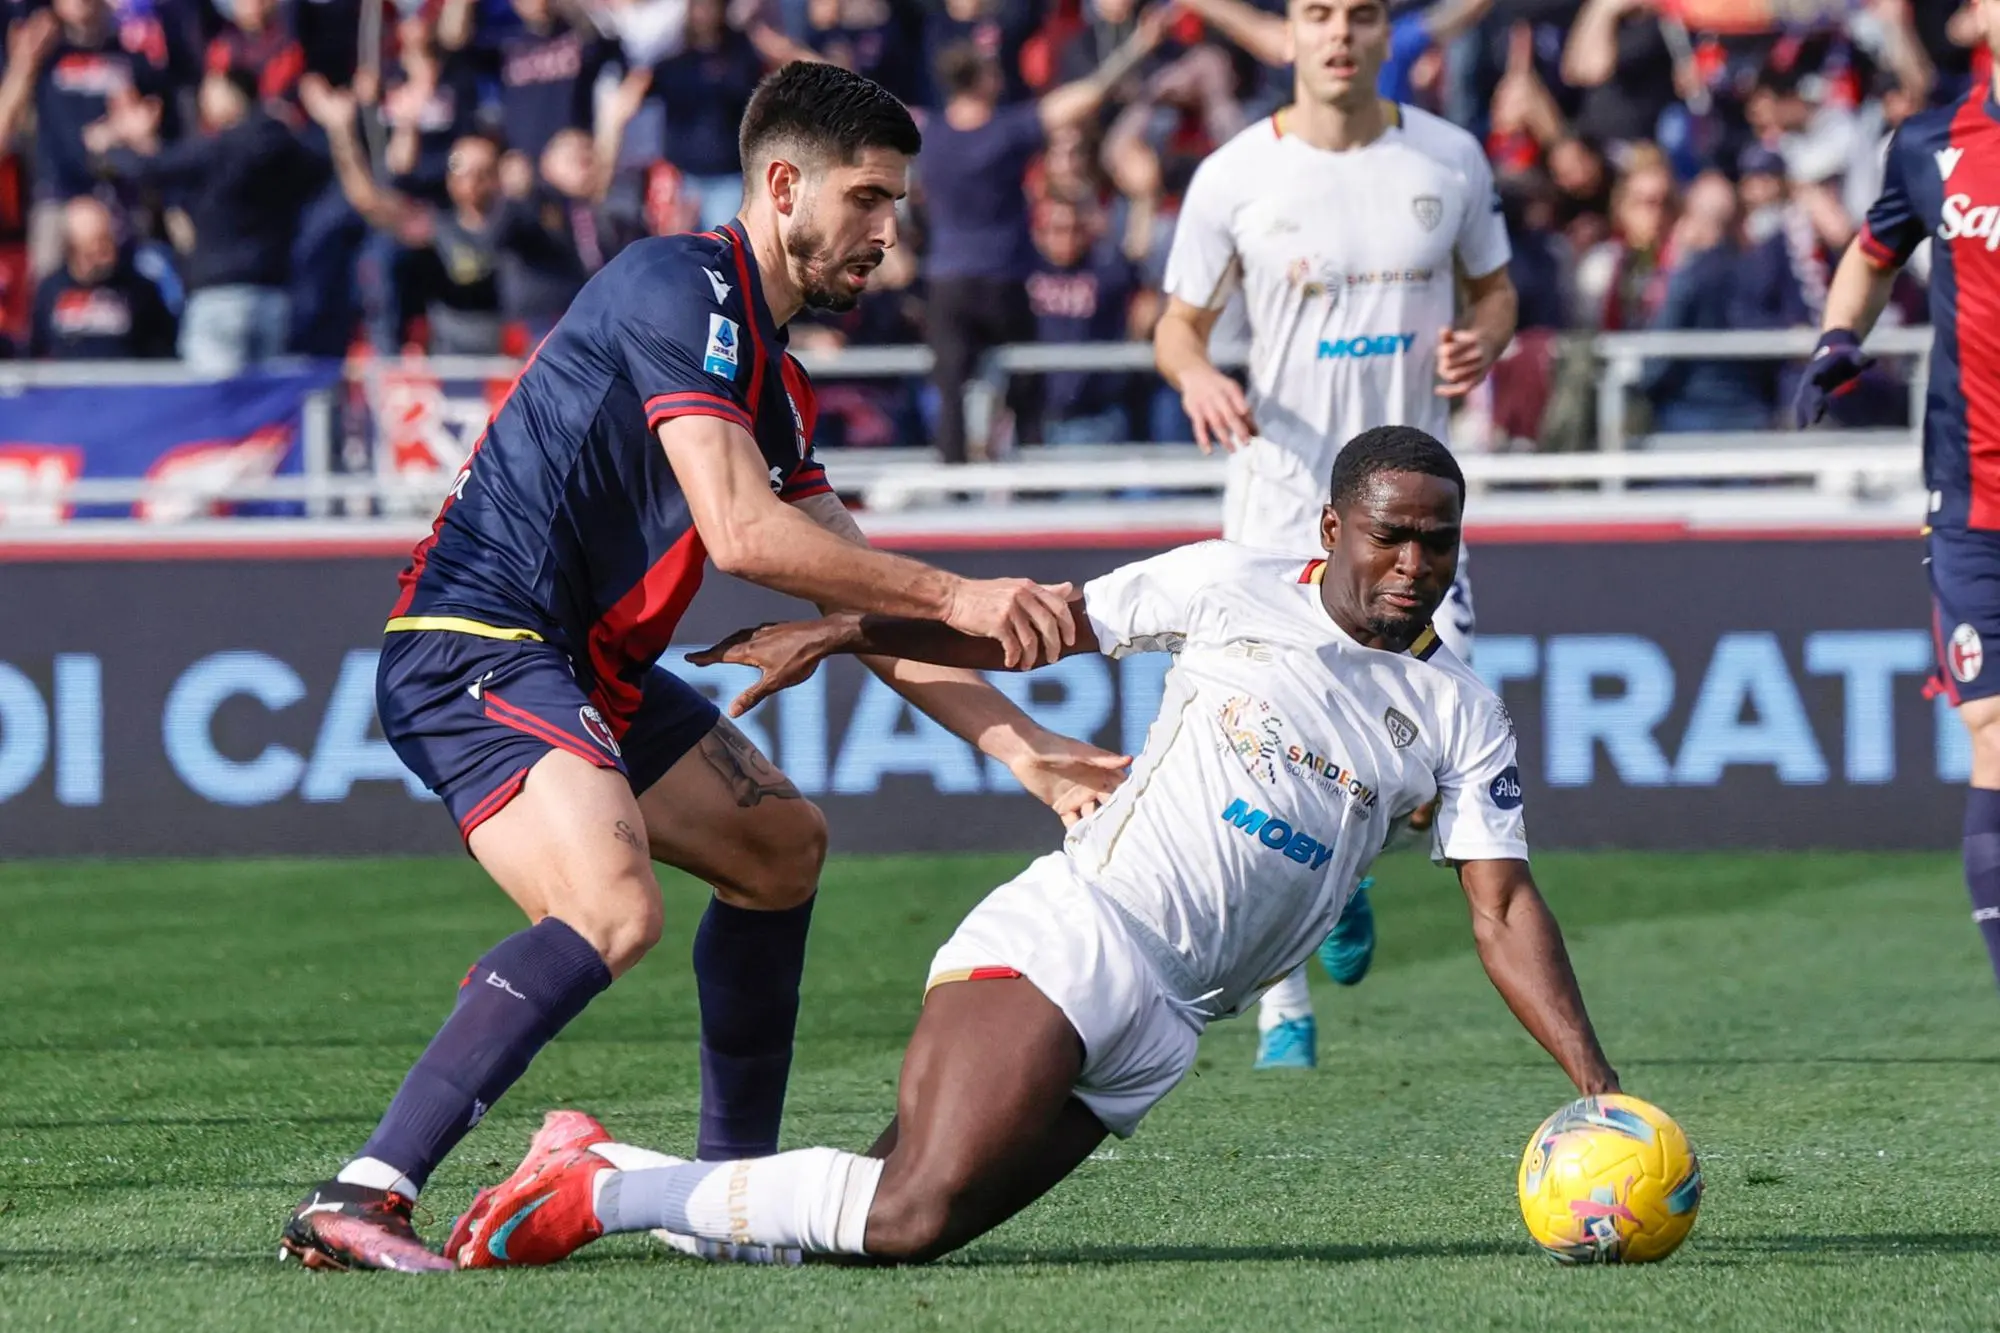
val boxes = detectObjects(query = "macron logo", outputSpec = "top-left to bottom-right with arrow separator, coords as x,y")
1938,147 -> 1964,182
705,268 -> 732,303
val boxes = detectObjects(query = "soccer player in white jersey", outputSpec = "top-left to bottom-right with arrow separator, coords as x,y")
449,427 -> 1619,1271
1154,0 -> 1519,1070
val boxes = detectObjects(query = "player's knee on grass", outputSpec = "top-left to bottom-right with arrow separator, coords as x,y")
713,798 -> 828,912
860,1167 -> 975,1264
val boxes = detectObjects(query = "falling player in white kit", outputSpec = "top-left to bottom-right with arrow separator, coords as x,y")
1154,0 -> 1519,1069
450,428 -> 1618,1271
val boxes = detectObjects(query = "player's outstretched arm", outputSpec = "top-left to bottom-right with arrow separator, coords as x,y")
663,417 -> 1075,667
1457,858 -> 1620,1097
690,603 -> 1102,717
790,494 -> 1130,824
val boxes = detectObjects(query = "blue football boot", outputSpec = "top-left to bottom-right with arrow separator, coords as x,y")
1253,1016 -> 1317,1070
1317,877 -> 1375,986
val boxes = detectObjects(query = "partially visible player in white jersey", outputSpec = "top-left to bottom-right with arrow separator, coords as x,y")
1154,0 -> 1519,1070
447,428 -> 1619,1273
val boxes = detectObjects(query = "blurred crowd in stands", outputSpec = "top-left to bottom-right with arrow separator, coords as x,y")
0,0 -> 1979,450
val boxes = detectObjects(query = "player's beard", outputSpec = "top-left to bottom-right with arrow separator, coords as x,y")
786,205 -> 882,313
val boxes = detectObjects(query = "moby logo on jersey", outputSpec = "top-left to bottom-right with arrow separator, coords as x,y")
1220,798 -> 1335,869
1317,333 -> 1417,360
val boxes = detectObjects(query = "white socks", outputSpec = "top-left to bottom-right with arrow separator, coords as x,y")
337,1156 -> 420,1200
1257,965 -> 1314,1031
592,1145 -> 883,1257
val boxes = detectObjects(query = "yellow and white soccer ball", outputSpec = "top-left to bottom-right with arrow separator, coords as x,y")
1517,1094 -> 1703,1264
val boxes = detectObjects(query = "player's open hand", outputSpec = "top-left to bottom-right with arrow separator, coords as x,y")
1008,732 -> 1132,826
689,619 -> 844,716
946,578 -> 1077,669
1435,326 -> 1495,398
1181,364 -> 1256,454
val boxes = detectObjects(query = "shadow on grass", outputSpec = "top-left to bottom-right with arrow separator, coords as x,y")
1636,1056 -> 2000,1068
959,1239 -> 1520,1266
6,1231 -> 1996,1275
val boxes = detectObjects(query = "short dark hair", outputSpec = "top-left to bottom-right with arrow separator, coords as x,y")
738,62 -> 921,189
1328,425 -> 1465,511
934,41 -> 992,99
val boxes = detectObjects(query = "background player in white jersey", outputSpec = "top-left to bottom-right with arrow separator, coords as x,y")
1153,0 -> 1519,1070
450,428 -> 1619,1271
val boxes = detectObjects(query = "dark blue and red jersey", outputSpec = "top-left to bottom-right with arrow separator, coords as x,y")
388,219 -> 832,733
1860,90 -> 2000,530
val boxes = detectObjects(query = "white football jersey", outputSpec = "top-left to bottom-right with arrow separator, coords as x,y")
1164,106 -> 1510,547
1063,541 -> 1525,1020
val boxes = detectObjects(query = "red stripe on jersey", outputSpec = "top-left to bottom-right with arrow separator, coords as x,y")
390,332 -> 553,618
775,353 -> 824,500
1948,98 -> 2000,528
778,353 -> 820,447
728,237 -> 766,424
779,471 -> 833,502
585,525 -> 707,731
647,392 -> 753,433
966,966 -> 1024,981
1297,558 -> 1325,583
1857,223 -> 1901,268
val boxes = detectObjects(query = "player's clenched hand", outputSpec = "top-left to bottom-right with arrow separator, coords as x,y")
689,619 -> 847,716
1007,732 -> 1132,826
1180,364 -> 1256,454
945,578 -> 1076,669
1435,326 -> 1496,398
1793,328 -> 1871,427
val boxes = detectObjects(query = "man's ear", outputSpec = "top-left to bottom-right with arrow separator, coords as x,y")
1318,503 -> 1339,555
765,158 -> 802,217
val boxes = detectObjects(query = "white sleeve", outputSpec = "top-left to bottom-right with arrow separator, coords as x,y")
1453,146 -> 1512,280
1162,153 -> 1240,310
1081,542 -> 1222,658
1430,689 -> 1529,865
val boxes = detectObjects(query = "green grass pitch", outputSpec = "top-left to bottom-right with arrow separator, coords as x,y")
6,850 -> 2000,1330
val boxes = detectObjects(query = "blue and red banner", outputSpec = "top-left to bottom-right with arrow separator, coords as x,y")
0,366 -> 340,523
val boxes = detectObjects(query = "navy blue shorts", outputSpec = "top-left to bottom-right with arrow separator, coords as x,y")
377,629 -> 720,839
1927,527 -> 2000,705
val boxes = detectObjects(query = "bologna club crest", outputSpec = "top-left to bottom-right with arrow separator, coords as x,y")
1951,624 -> 1985,684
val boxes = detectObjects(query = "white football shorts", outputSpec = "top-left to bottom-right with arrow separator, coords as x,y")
924,852 -> 1200,1138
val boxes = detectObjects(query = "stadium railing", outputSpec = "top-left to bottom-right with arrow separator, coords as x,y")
0,327 -> 1935,539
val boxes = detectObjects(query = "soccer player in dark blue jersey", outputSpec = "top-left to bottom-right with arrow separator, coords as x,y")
279,61 -> 1129,1273
1799,0 -> 2000,999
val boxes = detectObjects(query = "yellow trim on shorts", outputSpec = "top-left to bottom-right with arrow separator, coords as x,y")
925,968 -> 978,996
383,615 -> 544,642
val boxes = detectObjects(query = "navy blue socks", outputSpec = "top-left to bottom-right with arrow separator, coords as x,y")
1965,789 -> 2000,991
351,916 -> 611,1191
692,895 -> 815,1162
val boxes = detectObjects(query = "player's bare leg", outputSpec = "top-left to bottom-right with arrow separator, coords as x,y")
448,717 -> 828,1261
859,977 -> 1108,1259
461,975 -> 1108,1267
283,750 -> 652,1272
1957,695 -> 2000,990
635,716 -> 828,1164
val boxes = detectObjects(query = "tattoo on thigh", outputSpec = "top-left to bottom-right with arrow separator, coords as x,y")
614,819 -> 643,851
700,719 -> 800,807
